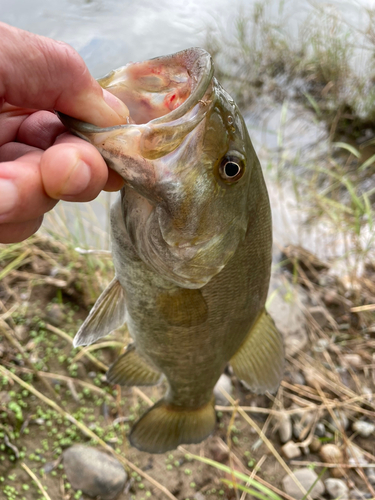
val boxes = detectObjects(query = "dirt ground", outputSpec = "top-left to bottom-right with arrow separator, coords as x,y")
1,236 -> 375,500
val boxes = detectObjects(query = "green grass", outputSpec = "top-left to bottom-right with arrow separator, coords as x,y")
205,1 -> 375,134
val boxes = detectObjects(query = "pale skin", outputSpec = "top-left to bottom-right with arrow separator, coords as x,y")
0,22 -> 130,244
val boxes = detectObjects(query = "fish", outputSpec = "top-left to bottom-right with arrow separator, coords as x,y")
58,47 -> 284,454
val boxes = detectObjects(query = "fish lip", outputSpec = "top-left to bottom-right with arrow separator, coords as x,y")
56,47 -> 214,135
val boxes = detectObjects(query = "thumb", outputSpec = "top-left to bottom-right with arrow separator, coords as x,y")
0,22 -> 129,127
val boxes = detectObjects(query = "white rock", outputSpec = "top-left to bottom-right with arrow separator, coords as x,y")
342,354 -> 362,369
347,445 -> 368,467
353,420 -> 375,438
362,386 -> 373,402
325,478 -> 348,500
281,441 -> 301,459
282,468 -> 325,500
267,278 -> 308,357
329,410 -> 349,431
278,414 -> 292,443
213,374 -> 233,406
63,445 -> 127,500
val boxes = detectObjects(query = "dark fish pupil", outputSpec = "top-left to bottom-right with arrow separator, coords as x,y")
225,162 -> 240,177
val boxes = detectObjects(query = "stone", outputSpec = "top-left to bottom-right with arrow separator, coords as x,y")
342,354 -> 363,369
63,445 -> 127,500
325,478 -> 349,500
320,444 -> 344,478
346,445 -> 368,467
366,468 -> 375,485
267,277 -> 308,357
194,493 -> 205,500
293,421 -> 303,440
213,374 -> 233,406
329,410 -> 349,431
313,338 -> 329,352
323,289 -> 340,306
278,414 -> 292,443
282,468 -> 325,500
349,488 -> 369,500
303,367 -> 325,389
309,306 -> 328,328
353,420 -> 375,437
290,371 -> 306,386
309,436 -> 321,453
0,391 -> 11,405
281,441 -> 301,459
315,422 -> 326,437
46,304 -> 65,326
362,387 -> 373,403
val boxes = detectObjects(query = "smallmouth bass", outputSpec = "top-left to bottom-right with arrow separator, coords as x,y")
58,48 -> 284,453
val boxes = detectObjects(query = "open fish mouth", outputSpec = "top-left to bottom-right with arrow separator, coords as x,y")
57,48 -> 215,165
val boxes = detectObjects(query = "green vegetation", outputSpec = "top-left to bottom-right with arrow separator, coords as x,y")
206,1 -> 375,135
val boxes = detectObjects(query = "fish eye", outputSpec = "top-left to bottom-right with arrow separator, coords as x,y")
219,157 -> 245,182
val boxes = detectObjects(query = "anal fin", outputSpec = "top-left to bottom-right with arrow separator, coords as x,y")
230,309 -> 284,394
73,278 -> 126,347
129,398 -> 216,453
106,344 -> 162,386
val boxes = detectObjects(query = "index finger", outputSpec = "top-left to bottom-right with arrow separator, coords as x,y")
0,22 -> 129,127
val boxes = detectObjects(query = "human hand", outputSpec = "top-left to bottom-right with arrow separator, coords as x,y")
0,22 -> 129,243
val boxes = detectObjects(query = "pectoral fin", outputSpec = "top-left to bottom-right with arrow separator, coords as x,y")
106,344 -> 162,386
230,309 -> 284,394
73,278 -> 126,347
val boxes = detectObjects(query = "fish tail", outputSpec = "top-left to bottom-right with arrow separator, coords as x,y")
129,398 -> 216,453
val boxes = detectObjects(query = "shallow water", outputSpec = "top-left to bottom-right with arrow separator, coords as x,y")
1,0 -> 372,252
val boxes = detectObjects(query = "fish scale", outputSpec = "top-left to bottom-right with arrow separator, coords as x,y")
58,47 -> 284,453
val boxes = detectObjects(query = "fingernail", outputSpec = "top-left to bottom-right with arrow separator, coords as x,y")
102,89 -> 130,122
0,180 -> 18,215
61,160 -> 91,196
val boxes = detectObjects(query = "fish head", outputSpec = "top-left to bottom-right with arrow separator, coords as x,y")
58,48 -> 261,288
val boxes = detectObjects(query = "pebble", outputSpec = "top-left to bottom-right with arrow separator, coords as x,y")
293,421 -> 303,440
281,441 -> 301,459
266,278 -> 308,357
14,325 -> 28,342
329,410 -> 349,431
313,338 -> 329,352
319,444 -> 344,478
325,478 -> 348,500
366,468 -> 375,485
362,387 -> 373,403
342,353 -> 363,369
282,468 -> 325,500
0,391 -> 11,405
309,436 -> 322,453
303,367 -> 324,389
315,422 -> 326,437
194,493 -> 205,500
278,414 -> 292,443
290,371 -> 306,386
350,488 -> 369,500
353,420 -> 375,438
46,303 -> 65,326
323,289 -> 340,306
63,445 -> 127,500
309,306 -> 328,328
213,374 -> 233,406
347,445 -> 368,467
